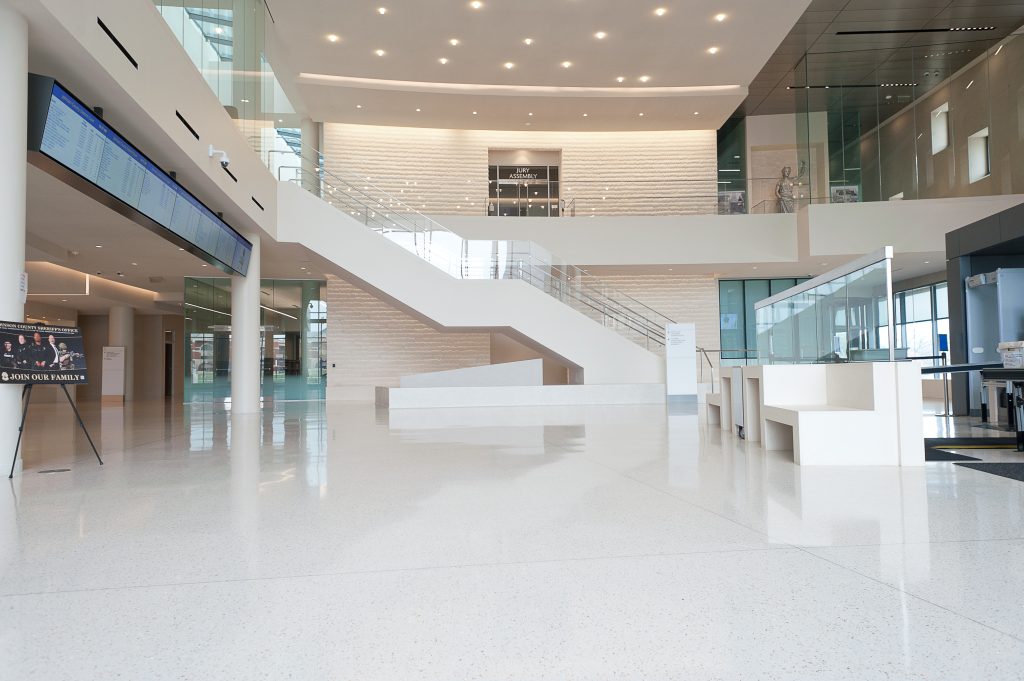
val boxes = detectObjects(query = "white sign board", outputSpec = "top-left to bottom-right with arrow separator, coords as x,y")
101,346 -> 126,398
665,323 -> 697,398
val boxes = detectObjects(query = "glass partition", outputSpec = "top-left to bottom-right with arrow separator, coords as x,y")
184,278 -> 327,403
755,249 -> 894,365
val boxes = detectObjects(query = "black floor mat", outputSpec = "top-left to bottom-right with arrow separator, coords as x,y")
954,463 -> 1024,482
925,450 -> 981,462
925,437 -> 1017,448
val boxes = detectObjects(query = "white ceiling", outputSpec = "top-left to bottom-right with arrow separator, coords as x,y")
273,0 -> 813,130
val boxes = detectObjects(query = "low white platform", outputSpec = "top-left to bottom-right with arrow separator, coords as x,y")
399,359 -> 543,388
378,383 -> 666,409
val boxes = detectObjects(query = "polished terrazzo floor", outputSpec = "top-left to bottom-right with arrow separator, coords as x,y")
2,399 -> 1024,679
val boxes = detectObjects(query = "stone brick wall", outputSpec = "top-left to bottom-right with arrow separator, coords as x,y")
321,123 -> 717,216
325,275 -> 491,399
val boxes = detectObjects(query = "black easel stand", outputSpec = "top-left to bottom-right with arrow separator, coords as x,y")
9,383 -> 103,479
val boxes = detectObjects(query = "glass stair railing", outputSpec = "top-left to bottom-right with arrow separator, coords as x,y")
280,143 -> 675,351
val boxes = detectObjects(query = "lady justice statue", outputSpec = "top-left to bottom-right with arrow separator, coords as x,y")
776,161 -> 807,213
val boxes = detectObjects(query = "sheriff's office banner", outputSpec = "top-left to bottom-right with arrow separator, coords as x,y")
0,322 -> 88,385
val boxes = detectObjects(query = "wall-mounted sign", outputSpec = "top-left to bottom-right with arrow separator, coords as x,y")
0,322 -> 87,385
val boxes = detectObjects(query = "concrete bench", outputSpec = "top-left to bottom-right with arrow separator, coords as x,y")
743,362 -> 925,466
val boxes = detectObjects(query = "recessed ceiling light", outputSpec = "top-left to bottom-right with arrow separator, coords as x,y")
707,46 -> 720,54
472,110 -> 478,114
654,7 -> 667,17
375,49 -> 386,56
470,0 -> 483,8
639,75 -> 650,83
377,7 -> 387,14
583,113 -> 588,117
714,13 -> 727,22
616,76 -> 625,83
439,57 -> 449,64
131,262 -> 138,266
326,34 -> 339,42
638,112 -> 645,116
523,37 -> 533,45
528,112 -> 533,116
693,111 -> 699,115
356,104 -> 362,108
561,61 -> 572,68
504,62 -> 515,69
594,31 -> 607,39
240,98 -> 249,103
415,108 -> 421,112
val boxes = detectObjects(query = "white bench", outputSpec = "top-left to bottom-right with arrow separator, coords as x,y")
743,362 -> 924,466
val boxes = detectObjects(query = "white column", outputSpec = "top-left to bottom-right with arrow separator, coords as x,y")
108,306 -> 135,401
0,2 -> 28,475
299,117 -> 320,197
230,233 -> 261,413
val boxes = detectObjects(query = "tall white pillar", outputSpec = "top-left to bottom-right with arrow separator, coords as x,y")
230,234 -> 261,413
108,306 -> 135,401
0,2 -> 28,475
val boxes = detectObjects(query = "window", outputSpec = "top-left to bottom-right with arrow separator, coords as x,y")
718,278 -> 808,365
893,282 -> 949,378
931,102 -> 950,155
968,128 -> 991,183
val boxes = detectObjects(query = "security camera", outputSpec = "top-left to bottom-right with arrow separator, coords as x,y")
208,144 -> 230,169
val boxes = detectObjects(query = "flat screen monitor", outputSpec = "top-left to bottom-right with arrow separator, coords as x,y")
27,75 -> 252,276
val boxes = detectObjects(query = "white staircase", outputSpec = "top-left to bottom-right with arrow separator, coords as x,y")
275,165 -> 672,385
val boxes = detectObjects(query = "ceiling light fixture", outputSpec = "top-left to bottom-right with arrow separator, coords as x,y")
470,0 -> 483,8
639,75 -> 650,83
528,112 -> 533,116
707,46 -> 720,54
583,113 -> 588,117
638,112 -> 645,116
561,61 -> 572,68
439,57 -> 449,64
356,104 -> 362,108
450,38 -> 460,46
693,111 -> 699,115
523,38 -> 534,45
326,34 -> 339,42
377,7 -> 387,14
594,31 -> 607,39
504,62 -> 515,69
472,110 -> 478,114
616,76 -> 625,83
654,7 -> 667,17
714,13 -> 727,22
375,49 -> 386,56
415,108 -> 421,112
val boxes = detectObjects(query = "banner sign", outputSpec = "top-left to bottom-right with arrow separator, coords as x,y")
0,322 -> 88,385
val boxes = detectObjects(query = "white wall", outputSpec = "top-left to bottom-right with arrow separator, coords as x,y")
28,0 -> 277,239
322,123 -> 717,216
806,194 -> 1024,257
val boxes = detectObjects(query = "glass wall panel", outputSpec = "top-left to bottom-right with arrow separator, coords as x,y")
795,32 -> 1024,206
756,255 -> 894,365
184,277 -> 326,403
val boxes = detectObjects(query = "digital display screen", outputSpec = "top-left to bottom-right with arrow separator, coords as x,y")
37,82 -> 252,276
